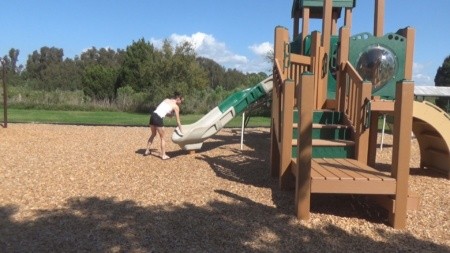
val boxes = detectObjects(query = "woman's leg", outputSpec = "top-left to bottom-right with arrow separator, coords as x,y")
144,125 -> 157,155
157,127 -> 169,159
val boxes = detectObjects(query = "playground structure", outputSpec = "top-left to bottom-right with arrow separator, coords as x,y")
270,0 -> 450,229
172,76 -> 273,150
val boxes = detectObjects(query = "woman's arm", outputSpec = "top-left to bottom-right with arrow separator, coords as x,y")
173,105 -> 183,133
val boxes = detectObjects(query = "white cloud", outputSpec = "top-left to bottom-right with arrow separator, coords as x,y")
151,32 -> 272,73
413,62 -> 434,86
249,42 -> 272,56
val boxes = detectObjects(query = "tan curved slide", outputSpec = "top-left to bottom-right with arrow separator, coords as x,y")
412,101 -> 450,178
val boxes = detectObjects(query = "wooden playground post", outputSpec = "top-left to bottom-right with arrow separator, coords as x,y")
309,31 -> 321,109
270,26 -> 290,177
295,72 -> 315,220
390,80 -> 414,229
336,26 -> 350,112
354,81 -> 372,164
270,78 -> 281,178
368,110 -> 381,167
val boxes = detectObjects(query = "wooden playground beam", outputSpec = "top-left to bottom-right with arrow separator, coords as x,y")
331,11 -> 339,35
344,8 -> 353,31
319,0 -> 332,109
401,27 -> 416,80
301,8 -> 310,48
321,0 -> 332,52
293,11 -> 300,40
374,0 -> 385,37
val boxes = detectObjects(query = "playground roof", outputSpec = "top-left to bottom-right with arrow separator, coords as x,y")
414,86 -> 450,97
291,0 -> 356,19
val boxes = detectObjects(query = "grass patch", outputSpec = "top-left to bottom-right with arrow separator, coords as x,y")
4,109 -> 271,127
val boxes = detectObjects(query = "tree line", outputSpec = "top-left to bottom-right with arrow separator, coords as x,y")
1,38 -> 270,114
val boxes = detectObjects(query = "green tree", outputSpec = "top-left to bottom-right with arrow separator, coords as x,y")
116,38 -> 162,95
8,48 -> 21,74
23,46 -> 79,90
159,40 -> 208,96
2,49 -> 23,86
117,38 -> 208,107
434,55 -> 450,111
82,65 -> 117,100
196,57 -> 226,89
78,47 -> 124,99
25,46 -> 64,79
246,72 -> 269,86
79,47 -> 124,69
223,68 -> 246,90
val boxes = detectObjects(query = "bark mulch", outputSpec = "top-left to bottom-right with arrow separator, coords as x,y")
0,123 -> 448,252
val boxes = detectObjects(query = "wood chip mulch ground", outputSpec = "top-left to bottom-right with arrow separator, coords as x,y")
0,123 -> 449,252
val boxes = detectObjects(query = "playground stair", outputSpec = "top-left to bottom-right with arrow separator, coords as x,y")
289,108 -> 420,209
292,110 -> 354,159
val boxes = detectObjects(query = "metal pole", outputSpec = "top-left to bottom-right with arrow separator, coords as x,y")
380,114 -> 386,151
1,60 -> 7,128
240,112 -> 245,150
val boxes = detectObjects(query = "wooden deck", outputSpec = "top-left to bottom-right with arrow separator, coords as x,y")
291,158 -> 396,194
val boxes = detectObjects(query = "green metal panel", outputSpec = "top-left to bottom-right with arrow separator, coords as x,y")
292,145 -> 354,158
301,35 -> 340,99
292,0 -> 356,19
312,110 -> 343,124
217,82 -> 267,114
303,32 -> 406,100
296,0 -> 356,8
349,32 -> 407,99
292,109 -> 352,158
293,126 -> 351,140
293,110 -> 343,124
290,33 -> 304,54
327,36 -> 340,99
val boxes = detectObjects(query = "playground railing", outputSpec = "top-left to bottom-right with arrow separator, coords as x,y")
340,61 -> 372,163
272,26 -> 314,187
288,53 -> 312,105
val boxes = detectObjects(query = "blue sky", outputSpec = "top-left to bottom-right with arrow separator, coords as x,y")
2,0 -> 449,85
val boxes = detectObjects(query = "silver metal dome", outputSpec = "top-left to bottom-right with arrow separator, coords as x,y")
356,45 -> 397,90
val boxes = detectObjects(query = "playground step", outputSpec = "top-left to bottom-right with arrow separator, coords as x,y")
292,123 -> 351,140
291,139 -> 355,158
293,110 -> 344,124
289,158 -> 396,194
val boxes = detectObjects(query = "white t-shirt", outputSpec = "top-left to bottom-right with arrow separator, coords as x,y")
154,99 -> 173,118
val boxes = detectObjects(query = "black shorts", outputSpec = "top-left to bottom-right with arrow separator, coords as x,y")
149,112 -> 164,127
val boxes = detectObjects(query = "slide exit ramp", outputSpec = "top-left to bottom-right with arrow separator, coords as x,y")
172,76 -> 273,150
412,101 -> 450,178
